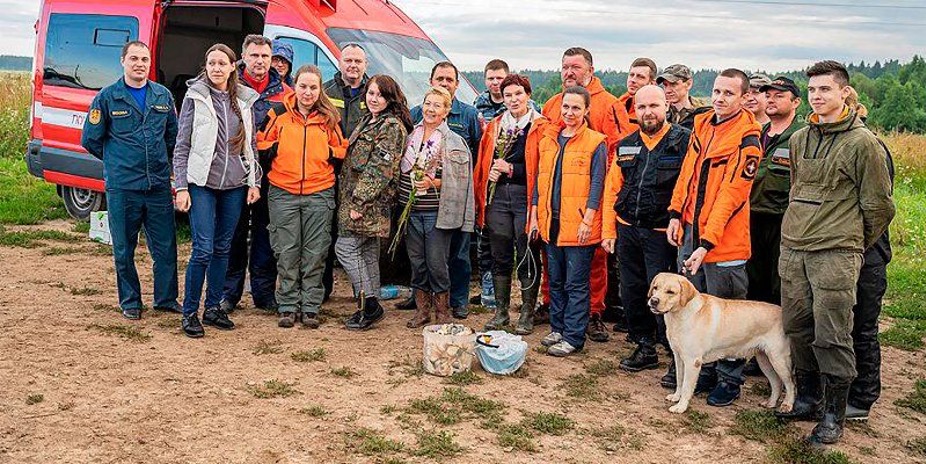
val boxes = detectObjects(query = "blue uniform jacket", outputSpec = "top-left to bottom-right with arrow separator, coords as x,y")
411,98 -> 483,162
81,79 -> 178,191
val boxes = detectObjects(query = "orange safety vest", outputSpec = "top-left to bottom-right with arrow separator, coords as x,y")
542,76 -> 631,161
535,121 -> 606,246
668,109 -> 762,262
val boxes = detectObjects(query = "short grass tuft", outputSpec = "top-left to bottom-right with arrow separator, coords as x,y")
290,348 -> 326,363
87,323 -> 152,343
521,411 -> 574,436
730,410 -> 791,443
252,339 -> 284,356
412,429 -> 465,459
299,405 -> 329,417
895,379 -> 926,415
330,366 -> 357,378
247,379 -> 299,399
344,427 -> 404,456
443,370 -> 482,386
26,393 -> 44,405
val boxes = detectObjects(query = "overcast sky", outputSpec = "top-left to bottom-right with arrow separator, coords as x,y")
4,0 -> 924,72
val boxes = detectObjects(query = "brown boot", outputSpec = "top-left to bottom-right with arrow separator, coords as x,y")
433,291 -> 452,324
407,289 -> 432,328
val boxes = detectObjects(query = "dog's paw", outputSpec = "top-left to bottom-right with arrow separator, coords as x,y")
666,393 -> 681,402
777,403 -> 794,414
669,403 -> 688,414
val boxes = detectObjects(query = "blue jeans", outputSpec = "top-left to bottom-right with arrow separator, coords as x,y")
106,188 -> 178,311
183,185 -> 247,315
448,229 -> 472,308
546,243 -> 596,349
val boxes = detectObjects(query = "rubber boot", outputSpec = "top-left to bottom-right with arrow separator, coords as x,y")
515,277 -> 538,335
484,275 -> 512,330
433,291 -> 452,324
776,370 -> 823,421
807,375 -> 851,446
406,289 -> 432,328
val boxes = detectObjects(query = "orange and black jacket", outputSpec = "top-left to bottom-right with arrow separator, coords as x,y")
542,77 -> 634,161
616,92 -> 640,139
602,123 -> 690,238
259,92 -> 347,195
474,115 -> 548,228
668,109 -> 762,262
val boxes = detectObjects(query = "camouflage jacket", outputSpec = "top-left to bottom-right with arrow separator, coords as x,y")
338,113 -> 408,237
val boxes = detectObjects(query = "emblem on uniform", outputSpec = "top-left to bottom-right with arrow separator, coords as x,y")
89,109 -> 101,125
742,155 -> 760,180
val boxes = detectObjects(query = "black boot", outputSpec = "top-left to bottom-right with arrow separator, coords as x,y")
620,339 -> 659,372
661,359 -> 677,389
395,294 -> 417,310
807,375 -> 851,446
202,307 -> 235,330
484,275 -> 511,330
348,296 -> 385,331
776,371 -> 823,421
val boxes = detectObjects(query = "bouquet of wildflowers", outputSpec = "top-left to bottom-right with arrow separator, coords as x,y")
487,126 -> 524,205
388,139 -> 438,258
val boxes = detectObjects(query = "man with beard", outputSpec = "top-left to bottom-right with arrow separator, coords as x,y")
601,85 -> 689,374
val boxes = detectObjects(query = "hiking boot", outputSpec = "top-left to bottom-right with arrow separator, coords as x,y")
396,294 -> 417,310
808,376 -> 851,446
541,331 -> 563,347
620,343 -> 659,372
533,302 -> 550,326
433,292 -> 452,324
587,314 -> 610,342
707,381 -> 742,407
202,307 -> 235,330
182,313 -> 204,338
514,282 -> 538,335
278,312 -> 296,328
122,308 -> 142,320
346,297 -> 385,331
406,289 -> 432,328
776,371 -> 823,422
452,306 -> 469,319
695,368 -> 718,394
845,404 -> 870,421
484,275 -> 512,330
301,312 -> 320,329
547,340 -> 580,357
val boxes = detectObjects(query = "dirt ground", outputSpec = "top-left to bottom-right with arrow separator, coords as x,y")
2,220 -> 925,464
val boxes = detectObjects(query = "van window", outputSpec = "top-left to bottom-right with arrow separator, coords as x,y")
275,37 -> 337,82
43,14 -> 139,90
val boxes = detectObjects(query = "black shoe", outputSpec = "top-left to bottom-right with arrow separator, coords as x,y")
612,317 -> 629,334
122,308 -> 142,320
695,369 -> 718,394
620,343 -> 659,372
661,360 -> 677,389
452,306 -> 469,319
776,371 -> 823,422
153,303 -> 182,314
707,381 -> 741,407
743,357 -> 763,377
395,294 -> 417,310
202,307 -> 235,330
301,313 -> 320,329
278,312 -> 296,328
346,298 -> 385,331
219,299 -> 237,314
808,376 -> 851,445
846,404 -> 870,421
255,300 -> 279,313
182,313 -> 204,338
469,294 -> 482,305
587,315 -> 610,343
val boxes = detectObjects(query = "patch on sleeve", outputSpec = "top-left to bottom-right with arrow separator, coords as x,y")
741,155 -> 760,180
771,148 -> 791,167
89,109 -> 102,125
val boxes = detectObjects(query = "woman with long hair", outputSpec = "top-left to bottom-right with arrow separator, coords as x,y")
173,43 -> 261,338
260,65 -> 347,329
474,74 -> 546,335
401,86 -> 475,329
335,75 -> 413,330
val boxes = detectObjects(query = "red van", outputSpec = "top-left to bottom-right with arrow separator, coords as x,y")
26,0 -> 476,219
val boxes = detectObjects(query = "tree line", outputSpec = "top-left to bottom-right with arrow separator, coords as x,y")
462,56 -> 926,134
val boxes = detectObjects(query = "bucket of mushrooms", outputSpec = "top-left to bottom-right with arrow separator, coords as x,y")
422,324 -> 476,377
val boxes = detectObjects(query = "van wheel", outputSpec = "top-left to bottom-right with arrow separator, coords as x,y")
62,186 -> 105,221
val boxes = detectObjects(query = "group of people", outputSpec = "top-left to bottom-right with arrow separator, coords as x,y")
81,35 -> 895,447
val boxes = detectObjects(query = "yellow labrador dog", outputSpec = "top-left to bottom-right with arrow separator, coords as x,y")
648,273 -> 795,414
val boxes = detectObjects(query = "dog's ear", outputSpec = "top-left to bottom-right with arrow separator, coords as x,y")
678,276 -> 697,307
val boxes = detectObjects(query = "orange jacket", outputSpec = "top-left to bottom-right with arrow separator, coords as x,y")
259,93 -> 347,195
668,109 -> 762,262
616,92 -> 639,139
535,121 -> 607,246
474,115 -> 548,228
542,77 -> 631,161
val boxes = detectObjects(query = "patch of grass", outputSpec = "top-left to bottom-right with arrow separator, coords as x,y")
682,410 -> 713,434
0,157 -> 68,225
443,370 -> 482,386
57,401 -> 75,411
521,411 -> 574,436
559,373 -> 600,400
906,436 -> 926,458
87,323 -> 152,343
330,366 -> 357,378
749,381 -> 773,397
155,317 -> 178,329
92,303 -> 119,313
406,387 -> 507,427
412,429 -> 465,459
767,436 -> 854,464
299,405 -> 329,417
42,246 -> 83,256
25,393 -> 44,405
882,319 -> 926,351
247,379 -> 299,399
72,221 -> 90,234
70,286 -> 102,296
895,379 -> 926,415
380,405 -> 397,415
496,423 -> 537,452
388,355 -> 425,378
468,305 -> 492,315
730,410 -> 791,443
0,227 -> 78,248
344,427 -> 404,456
584,358 -> 616,377
533,345 -> 547,354
290,348 -> 326,363
252,339 -> 283,355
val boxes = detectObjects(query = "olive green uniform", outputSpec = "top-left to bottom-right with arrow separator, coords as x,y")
780,109 -> 895,381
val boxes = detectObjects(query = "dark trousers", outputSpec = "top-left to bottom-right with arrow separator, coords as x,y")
106,188 -> 178,311
448,229 -> 472,308
183,186 -> 246,315
486,184 -> 538,282
546,243 -> 596,348
747,212 -> 783,305
406,211 -> 454,293
849,263 -> 887,410
224,181 -> 277,308
617,223 -> 676,344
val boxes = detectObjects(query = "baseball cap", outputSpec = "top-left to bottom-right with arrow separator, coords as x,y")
760,76 -> 802,98
749,73 -> 772,89
656,64 -> 692,84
